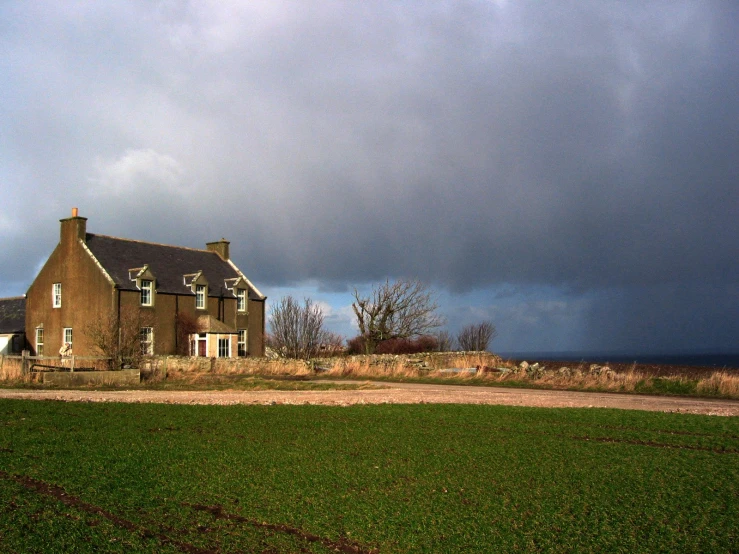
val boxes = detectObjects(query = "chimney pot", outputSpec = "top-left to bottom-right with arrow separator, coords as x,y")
60,210 -> 87,243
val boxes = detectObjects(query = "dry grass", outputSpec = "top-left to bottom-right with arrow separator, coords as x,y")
319,352 -> 504,378
324,357 -> 420,379
0,357 -> 25,381
310,354 -> 739,399
3,351 -> 737,399
426,352 -> 504,370
447,366 -> 739,399
522,367 -> 643,391
697,372 -> 739,397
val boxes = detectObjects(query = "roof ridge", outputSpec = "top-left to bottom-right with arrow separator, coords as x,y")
0,296 -> 26,301
87,233 -> 216,254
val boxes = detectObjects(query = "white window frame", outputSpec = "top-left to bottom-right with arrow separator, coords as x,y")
217,337 -> 231,358
191,333 -> 208,357
140,279 -> 153,306
237,289 -> 246,312
195,284 -> 207,309
63,327 -> 73,347
140,327 -> 154,356
238,330 -> 247,357
36,328 -> 44,356
53,283 -> 61,308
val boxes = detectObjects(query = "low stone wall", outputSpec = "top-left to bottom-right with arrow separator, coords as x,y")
313,351 -> 502,371
42,369 -> 140,387
139,356 -> 313,376
135,352 -> 502,378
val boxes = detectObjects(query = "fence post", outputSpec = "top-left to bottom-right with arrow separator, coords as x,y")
21,350 -> 29,375
70,355 -> 75,373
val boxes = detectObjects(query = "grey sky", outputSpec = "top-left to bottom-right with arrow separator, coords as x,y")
1,1 -> 737,352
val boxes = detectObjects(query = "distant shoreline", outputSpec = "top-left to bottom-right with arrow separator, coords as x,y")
499,352 -> 739,369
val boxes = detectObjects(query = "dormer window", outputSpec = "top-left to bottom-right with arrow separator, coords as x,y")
130,265 -> 156,307
141,280 -> 153,306
185,271 -> 208,309
196,284 -> 207,309
225,277 -> 249,313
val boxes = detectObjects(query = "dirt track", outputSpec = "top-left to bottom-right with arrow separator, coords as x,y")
0,382 -> 737,416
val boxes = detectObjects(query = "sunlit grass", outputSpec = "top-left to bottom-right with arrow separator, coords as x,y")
0,400 -> 737,552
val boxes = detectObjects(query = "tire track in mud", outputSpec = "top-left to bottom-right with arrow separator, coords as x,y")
570,436 -> 739,453
493,426 -> 738,454
0,470 -> 213,554
183,503 -> 378,554
0,470 -> 379,554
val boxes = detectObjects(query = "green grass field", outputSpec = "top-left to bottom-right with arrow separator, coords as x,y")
1,374 -> 371,392
0,400 -> 736,553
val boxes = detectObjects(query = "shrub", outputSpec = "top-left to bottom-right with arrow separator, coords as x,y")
457,321 -> 497,352
435,330 -> 455,352
375,336 -> 439,354
84,307 -> 155,368
346,335 -> 368,355
315,332 -> 346,357
175,311 -> 202,356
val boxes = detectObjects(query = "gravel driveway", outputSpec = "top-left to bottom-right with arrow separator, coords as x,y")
0,382 -> 737,416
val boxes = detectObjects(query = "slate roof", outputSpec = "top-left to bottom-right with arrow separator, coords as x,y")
197,315 -> 237,334
84,234 -> 264,299
0,297 -> 25,334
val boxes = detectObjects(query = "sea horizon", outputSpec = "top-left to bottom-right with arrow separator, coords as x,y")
497,351 -> 739,369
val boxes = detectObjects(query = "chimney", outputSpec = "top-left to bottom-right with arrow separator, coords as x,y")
60,207 -> 87,244
206,238 -> 230,260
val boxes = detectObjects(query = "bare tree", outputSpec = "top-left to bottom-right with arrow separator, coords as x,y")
83,308 -> 154,368
457,321 -> 498,352
269,296 -> 332,359
175,311 -> 202,355
435,330 -> 455,352
316,331 -> 346,356
352,278 -> 444,354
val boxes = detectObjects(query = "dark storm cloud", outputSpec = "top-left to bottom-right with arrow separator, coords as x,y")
583,281 -> 739,353
198,0 -> 737,293
1,1 -> 736,351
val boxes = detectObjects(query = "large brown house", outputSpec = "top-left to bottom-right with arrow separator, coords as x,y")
25,209 -> 265,359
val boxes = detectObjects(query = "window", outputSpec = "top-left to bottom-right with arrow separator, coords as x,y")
53,283 -> 61,308
195,284 -> 206,309
140,327 -> 153,355
238,330 -> 247,357
237,289 -> 246,312
140,279 -> 153,306
63,328 -> 73,346
218,337 -> 231,358
36,328 -> 44,356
